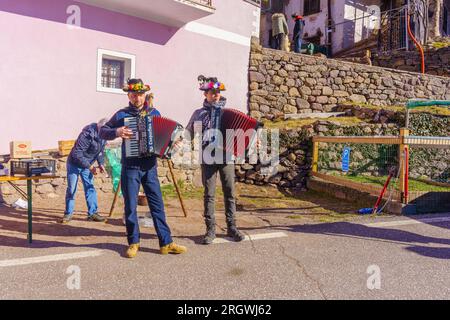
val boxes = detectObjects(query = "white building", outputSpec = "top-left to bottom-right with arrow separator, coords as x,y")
259,0 -> 448,56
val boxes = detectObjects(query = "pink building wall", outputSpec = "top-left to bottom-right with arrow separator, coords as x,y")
0,0 -> 260,154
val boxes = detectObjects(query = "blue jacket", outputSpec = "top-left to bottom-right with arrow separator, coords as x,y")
68,123 -> 106,169
99,103 -> 160,170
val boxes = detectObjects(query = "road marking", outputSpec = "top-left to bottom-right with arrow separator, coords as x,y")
365,216 -> 450,228
213,232 -> 288,244
0,250 -> 104,268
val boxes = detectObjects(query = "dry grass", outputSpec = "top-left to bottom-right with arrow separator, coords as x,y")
341,102 -> 450,116
235,183 -> 363,222
410,106 -> 450,116
340,102 -> 405,112
162,180 -> 388,224
431,41 -> 450,49
262,116 -> 362,130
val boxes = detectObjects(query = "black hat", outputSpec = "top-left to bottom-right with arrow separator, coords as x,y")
198,75 -> 226,92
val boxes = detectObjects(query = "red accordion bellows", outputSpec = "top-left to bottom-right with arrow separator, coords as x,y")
152,116 -> 183,158
220,108 -> 263,158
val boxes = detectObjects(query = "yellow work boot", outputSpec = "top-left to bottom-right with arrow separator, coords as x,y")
160,242 -> 187,255
125,243 -> 140,258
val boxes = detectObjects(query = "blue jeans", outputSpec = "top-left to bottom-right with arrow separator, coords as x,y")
65,161 -> 98,216
294,37 -> 302,53
121,166 -> 172,246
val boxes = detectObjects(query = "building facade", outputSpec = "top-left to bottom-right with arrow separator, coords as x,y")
428,0 -> 450,39
0,0 -> 261,154
260,0 -> 449,56
260,0 -> 381,55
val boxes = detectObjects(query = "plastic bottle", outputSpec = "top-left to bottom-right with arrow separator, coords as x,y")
138,214 -> 154,228
358,208 -> 373,214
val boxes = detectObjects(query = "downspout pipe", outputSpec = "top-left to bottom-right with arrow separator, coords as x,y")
327,0 -> 333,57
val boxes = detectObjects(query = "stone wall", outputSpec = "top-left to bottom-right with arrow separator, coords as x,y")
335,104 -> 404,124
372,46 -> 450,77
336,104 -> 450,136
235,121 -> 400,189
236,113 -> 449,189
249,37 -> 450,121
161,41 -> 450,194
0,152 -> 201,204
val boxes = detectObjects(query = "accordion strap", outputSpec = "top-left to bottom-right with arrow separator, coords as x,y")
138,107 -> 155,118
209,107 -> 221,145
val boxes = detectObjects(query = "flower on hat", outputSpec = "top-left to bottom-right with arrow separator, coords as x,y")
123,82 -> 150,92
203,81 -> 225,90
198,75 -> 226,91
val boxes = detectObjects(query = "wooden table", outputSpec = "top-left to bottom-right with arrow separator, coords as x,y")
0,175 -> 58,243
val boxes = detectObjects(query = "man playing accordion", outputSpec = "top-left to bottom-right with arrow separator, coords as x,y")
185,76 -> 246,245
100,78 -> 187,258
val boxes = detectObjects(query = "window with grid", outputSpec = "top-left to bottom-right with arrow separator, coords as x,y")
304,0 -> 321,16
101,59 -> 125,89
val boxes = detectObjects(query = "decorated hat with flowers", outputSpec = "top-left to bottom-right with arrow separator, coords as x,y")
123,78 -> 151,93
198,75 -> 226,92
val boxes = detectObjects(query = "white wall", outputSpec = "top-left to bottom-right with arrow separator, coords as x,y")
260,0 -> 381,54
285,0 -> 329,44
332,0 -> 381,54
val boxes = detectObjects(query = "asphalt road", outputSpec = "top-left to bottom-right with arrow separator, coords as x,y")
0,213 -> 449,300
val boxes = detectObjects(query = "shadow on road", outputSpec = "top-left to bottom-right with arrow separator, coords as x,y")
239,220 -> 450,260
0,206 -> 167,256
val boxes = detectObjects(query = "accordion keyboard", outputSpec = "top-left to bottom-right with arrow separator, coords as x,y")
124,117 -> 140,157
123,115 -> 181,159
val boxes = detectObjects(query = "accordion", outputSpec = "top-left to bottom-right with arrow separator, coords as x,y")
214,108 -> 263,159
124,115 -> 183,159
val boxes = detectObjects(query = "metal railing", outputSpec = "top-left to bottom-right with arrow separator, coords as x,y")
378,6 -> 408,53
312,135 -> 403,203
377,1 -> 428,54
244,0 -> 262,6
311,129 -> 450,213
184,0 -> 213,8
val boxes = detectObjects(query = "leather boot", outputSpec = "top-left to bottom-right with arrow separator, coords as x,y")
202,220 -> 216,245
226,219 -> 245,242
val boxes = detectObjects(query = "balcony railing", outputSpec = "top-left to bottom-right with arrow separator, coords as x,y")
77,0 -> 216,27
189,0 -> 213,7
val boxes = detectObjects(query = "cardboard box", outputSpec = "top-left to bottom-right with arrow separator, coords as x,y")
58,140 -> 76,156
10,141 -> 32,159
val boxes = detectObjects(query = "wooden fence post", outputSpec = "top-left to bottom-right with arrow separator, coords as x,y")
312,140 -> 319,173
399,128 -> 410,204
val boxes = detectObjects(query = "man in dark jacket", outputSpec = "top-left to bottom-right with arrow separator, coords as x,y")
99,78 -> 187,258
62,119 -> 108,224
185,76 -> 245,245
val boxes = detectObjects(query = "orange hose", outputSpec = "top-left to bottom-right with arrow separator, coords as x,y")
406,9 -> 425,73
404,147 -> 409,204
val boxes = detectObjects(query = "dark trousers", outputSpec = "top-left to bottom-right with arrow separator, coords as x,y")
201,164 -> 236,227
121,166 -> 172,246
272,33 -> 284,50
